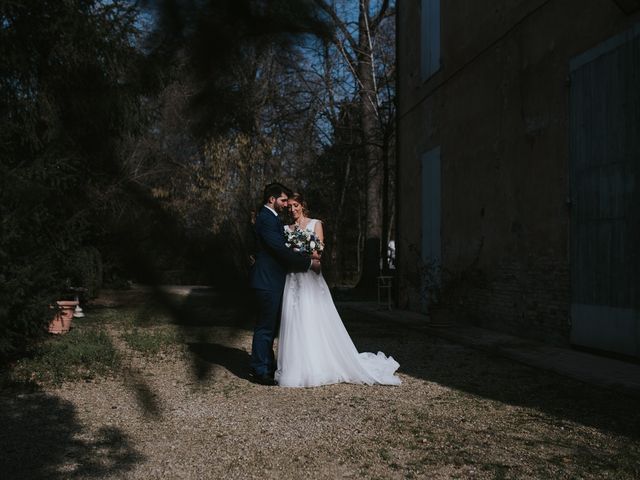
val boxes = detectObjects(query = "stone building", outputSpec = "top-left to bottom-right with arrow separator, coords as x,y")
396,0 -> 640,357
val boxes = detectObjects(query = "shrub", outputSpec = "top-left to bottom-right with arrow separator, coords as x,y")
67,247 -> 104,299
0,1 -> 141,359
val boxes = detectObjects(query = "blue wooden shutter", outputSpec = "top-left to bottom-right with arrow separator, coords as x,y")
420,0 -> 441,81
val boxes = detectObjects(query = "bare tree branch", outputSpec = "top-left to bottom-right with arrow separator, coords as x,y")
370,0 -> 390,33
313,0 -> 358,51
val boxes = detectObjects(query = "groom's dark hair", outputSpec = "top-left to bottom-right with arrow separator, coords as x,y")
263,182 -> 292,204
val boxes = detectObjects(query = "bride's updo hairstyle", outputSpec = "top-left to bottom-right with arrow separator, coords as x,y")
290,192 -> 310,217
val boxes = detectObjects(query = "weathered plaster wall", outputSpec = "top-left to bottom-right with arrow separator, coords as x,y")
397,0 -> 640,343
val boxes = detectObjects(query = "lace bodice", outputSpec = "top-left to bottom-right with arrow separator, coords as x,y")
285,218 -> 319,233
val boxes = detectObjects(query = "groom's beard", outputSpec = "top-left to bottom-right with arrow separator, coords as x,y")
279,210 -> 294,224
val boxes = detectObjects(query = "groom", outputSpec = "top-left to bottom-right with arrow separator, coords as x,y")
249,182 -> 321,385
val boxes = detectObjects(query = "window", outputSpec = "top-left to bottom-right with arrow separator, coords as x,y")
421,146 -> 441,308
421,146 -> 441,267
420,0 -> 441,81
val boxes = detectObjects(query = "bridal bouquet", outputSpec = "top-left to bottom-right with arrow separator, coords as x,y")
285,227 -> 324,254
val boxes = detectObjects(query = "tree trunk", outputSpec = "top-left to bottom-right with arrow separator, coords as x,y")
330,154 -> 352,283
356,0 -> 383,290
381,131 -> 390,272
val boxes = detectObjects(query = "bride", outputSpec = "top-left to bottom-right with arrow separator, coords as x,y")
275,192 -> 401,388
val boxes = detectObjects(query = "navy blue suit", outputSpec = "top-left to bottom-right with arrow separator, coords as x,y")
249,206 -> 310,376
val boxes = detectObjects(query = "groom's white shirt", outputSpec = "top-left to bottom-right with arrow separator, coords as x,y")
264,204 -> 278,217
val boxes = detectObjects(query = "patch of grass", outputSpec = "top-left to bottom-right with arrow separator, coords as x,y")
12,329 -> 120,385
81,307 -> 122,326
379,448 -> 392,462
121,328 -> 179,355
0,370 -> 40,394
86,305 -> 173,329
129,304 -> 174,326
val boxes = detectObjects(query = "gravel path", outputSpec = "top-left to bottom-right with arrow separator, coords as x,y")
2,299 -> 639,479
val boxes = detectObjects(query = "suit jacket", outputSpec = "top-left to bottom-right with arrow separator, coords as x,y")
249,206 -> 310,291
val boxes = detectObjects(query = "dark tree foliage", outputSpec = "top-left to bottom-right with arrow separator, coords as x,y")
0,0 -> 332,358
146,0 -> 331,138
0,0 -> 144,358
301,100 -> 365,285
108,0 -> 334,286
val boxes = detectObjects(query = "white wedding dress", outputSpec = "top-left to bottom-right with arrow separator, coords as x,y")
275,219 -> 401,388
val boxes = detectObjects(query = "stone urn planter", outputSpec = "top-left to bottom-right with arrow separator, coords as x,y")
48,300 -> 79,334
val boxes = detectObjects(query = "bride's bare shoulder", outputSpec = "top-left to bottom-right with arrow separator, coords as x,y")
311,219 -> 324,233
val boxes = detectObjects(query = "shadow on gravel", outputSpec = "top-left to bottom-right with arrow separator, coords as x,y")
99,286 -> 255,385
122,367 -> 164,419
187,342 -> 252,381
135,288 -> 255,329
169,291 -> 254,383
339,308 -> 640,444
0,382 -> 142,479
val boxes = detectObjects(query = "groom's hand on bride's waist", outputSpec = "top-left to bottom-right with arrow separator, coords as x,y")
310,259 -> 321,274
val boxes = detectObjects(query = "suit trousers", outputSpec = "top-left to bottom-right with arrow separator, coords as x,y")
250,288 -> 283,376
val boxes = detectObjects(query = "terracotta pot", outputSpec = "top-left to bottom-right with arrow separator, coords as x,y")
48,300 -> 79,334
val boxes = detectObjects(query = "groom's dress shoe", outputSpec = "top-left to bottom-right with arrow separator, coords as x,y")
250,372 -> 276,386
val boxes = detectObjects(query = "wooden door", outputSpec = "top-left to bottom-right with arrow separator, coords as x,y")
569,25 -> 640,357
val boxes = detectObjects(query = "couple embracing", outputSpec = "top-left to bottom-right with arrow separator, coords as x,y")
249,182 -> 401,388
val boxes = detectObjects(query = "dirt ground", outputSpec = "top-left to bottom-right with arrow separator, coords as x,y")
1,291 -> 639,479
